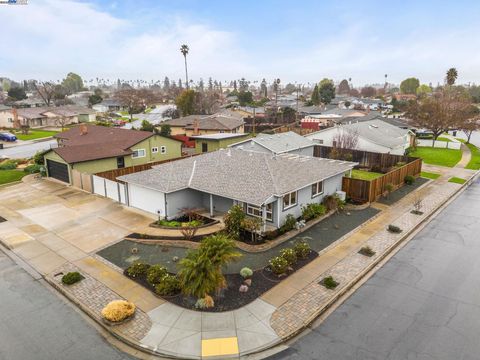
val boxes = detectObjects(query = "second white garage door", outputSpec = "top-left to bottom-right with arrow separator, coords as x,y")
128,184 -> 166,216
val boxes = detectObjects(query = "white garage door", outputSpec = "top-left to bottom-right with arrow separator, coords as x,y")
128,184 -> 166,217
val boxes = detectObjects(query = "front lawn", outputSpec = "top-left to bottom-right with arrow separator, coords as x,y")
464,143 -> 480,170
448,177 -> 466,184
420,171 -> 441,180
409,147 -> 462,167
14,130 -> 58,141
350,169 -> 384,181
0,170 -> 27,185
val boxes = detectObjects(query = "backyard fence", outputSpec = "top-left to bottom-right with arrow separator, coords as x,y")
416,139 -> 461,149
71,169 -> 93,193
313,145 -> 423,203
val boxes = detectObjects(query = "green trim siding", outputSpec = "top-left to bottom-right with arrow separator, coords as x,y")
195,134 -> 251,154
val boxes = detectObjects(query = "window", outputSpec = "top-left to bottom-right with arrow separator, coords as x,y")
7,118 -> 13,123
283,191 -> 297,210
152,147 -> 158,153
202,142 -> 208,153
131,149 -> 146,158
311,181 -> 323,197
116,157 -> 125,169
246,203 -> 273,221
160,146 -> 167,154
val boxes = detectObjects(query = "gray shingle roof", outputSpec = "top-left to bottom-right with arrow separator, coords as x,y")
163,113 -> 244,131
231,131 -> 314,154
118,149 -> 355,206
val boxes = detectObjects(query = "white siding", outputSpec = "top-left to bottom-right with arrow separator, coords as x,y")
128,184 -> 166,217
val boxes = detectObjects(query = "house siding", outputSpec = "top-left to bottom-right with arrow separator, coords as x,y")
165,189 -> 204,219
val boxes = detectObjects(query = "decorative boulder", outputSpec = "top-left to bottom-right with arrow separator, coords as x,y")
243,278 -> 252,286
239,284 -> 249,293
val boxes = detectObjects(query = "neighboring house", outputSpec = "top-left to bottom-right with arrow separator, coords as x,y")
162,113 -> 245,136
301,109 -> 367,131
43,124 -> 182,184
0,104 -> 13,128
193,133 -> 251,153
118,149 -> 355,230
306,119 -> 414,155
92,99 -> 125,113
11,97 -> 45,108
6,106 -> 96,129
230,131 -> 315,156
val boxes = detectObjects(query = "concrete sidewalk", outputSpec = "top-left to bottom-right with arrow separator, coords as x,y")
0,168 -> 476,359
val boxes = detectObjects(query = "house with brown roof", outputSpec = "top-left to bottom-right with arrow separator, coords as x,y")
162,113 -> 245,136
43,124 -> 182,183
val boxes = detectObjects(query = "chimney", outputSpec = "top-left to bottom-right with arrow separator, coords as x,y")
79,123 -> 88,135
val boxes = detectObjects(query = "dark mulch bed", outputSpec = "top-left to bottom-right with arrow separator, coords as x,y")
125,250 -> 318,312
127,232 -> 206,241
377,177 -> 429,206
0,216 -> 6,223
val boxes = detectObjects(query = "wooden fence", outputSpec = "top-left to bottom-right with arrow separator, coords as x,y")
95,154 -> 201,181
342,158 -> 422,203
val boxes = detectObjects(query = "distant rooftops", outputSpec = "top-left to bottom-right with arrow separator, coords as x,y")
163,113 -> 244,131
230,131 -> 314,154
191,133 -> 248,140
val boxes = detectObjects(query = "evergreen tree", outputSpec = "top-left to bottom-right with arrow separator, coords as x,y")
311,84 -> 320,105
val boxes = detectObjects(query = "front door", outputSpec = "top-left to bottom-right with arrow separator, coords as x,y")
202,142 -> 208,153
117,156 -> 125,168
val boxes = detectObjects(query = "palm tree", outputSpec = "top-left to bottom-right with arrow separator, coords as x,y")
199,234 -> 242,270
178,251 -> 222,299
180,44 -> 190,89
446,68 -> 458,86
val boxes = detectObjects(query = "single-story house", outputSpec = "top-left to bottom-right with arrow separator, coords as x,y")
92,99 -> 125,113
306,119 -> 415,155
43,124 -> 182,184
118,149 -> 356,230
162,113 -> 245,136
192,133 -> 251,153
230,131 -> 315,156
300,109 -> 367,131
3,106 -> 96,129
0,104 -> 13,128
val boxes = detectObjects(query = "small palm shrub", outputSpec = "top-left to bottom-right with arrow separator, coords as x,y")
404,175 -> 415,185
322,276 -> 338,289
301,203 -> 327,221
155,275 -> 180,296
61,271 -> 83,285
269,256 -> 289,275
126,262 -> 151,278
280,248 -> 297,266
101,300 -> 135,322
387,224 -> 402,233
146,265 -> 168,286
240,267 -> 253,279
293,240 -> 311,259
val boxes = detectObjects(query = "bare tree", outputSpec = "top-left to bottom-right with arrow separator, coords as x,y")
461,114 -> 480,144
33,81 -> 56,106
332,128 -> 359,151
114,89 -> 156,120
55,116 -> 70,131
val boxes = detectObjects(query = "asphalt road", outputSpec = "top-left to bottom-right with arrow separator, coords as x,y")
0,252 -> 137,360
270,176 -> 480,360
0,139 -> 56,159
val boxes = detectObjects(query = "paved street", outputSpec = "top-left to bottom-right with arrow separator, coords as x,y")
0,139 -> 56,159
0,251 -> 137,360
270,176 -> 480,360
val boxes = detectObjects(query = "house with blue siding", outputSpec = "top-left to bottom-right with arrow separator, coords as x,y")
118,148 -> 355,230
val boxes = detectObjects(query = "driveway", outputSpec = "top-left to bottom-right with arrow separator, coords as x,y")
0,139 -> 56,159
269,177 -> 480,360
0,251 -> 137,360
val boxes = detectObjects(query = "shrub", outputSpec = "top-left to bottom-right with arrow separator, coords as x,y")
280,248 -> 297,266
322,276 -> 338,289
387,224 -> 402,233
33,149 -> 49,165
23,164 -> 42,174
0,159 -> 18,170
404,175 -> 415,185
280,214 -> 296,233
240,267 -> 253,279
293,240 -> 311,259
126,262 -> 150,278
384,183 -> 394,197
323,195 -> 344,212
301,203 -> 326,221
263,229 -> 279,240
154,275 -> 180,296
269,256 -> 289,275
101,300 -> 136,322
146,265 -> 168,286
157,219 -> 182,227
195,295 -> 215,309
223,205 -> 246,239
61,271 -> 83,285
396,161 -> 407,167
186,220 -> 202,227
359,246 -> 376,257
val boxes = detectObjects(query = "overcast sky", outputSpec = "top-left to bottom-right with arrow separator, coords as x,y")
1,0 -> 479,86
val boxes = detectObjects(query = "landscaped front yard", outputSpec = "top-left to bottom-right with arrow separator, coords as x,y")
0,170 -> 27,185
14,130 -> 58,141
350,169 -> 384,181
409,147 -> 462,167
465,143 -> 480,170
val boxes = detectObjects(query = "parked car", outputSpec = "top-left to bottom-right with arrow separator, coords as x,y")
0,132 -> 17,142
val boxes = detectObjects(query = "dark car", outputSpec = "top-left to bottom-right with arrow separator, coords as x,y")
0,132 -> 17,142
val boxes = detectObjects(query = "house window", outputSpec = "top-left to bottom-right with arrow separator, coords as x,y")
202,142 -> 208,153
152,147 -> 159,153
160,146 -> 167,154
7,118 -> 13,123
283,191 -> 297,210
246,203 -> 273,222
132,149 -> 146,158
311,181 -> 324,198
117,157 -> 125,169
